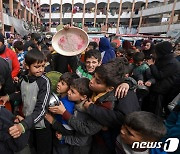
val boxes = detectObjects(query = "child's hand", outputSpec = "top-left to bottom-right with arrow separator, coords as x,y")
56,131 -> 62,140
63,24 -> 71,30
0,95 -> 10,105
45,113 -> 54,124
115,83 -> 129,99
9,124 -> 23,138
145,81 -> 152,87
83,100 -> 93,109
49,102 -> 66,115
138,80 -> 144,86
13,77 -> 19,83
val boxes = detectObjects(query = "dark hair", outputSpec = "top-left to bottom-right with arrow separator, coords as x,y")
84,49 -> 101,62
115,47 -> 125,54
60,72 -> 79,87
122,40 -> 132,51
124,111 -> 166,141
95,57 -> 127,87
25,48 -> 46,66
13,41 -> 24,51
41,50 -> 52,62
31,33 -> 41,42
71,78 -> 93,99
133,52 -> 145,63
126,49 -> 135,59
89,42 -> 98,49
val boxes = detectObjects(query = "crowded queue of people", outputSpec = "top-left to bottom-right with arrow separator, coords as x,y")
0,30 -> 180,154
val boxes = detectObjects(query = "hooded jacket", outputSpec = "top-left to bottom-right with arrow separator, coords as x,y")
150,42 -> 180,94
0,45 -> 20,78
99,37 -> 115,64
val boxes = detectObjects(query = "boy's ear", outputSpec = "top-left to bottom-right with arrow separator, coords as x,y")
106,86 -> 114,92
98,60 -> 102,66
24,62 -> 29,69
80,95 -> 87,101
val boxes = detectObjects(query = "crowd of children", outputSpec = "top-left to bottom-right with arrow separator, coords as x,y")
0,30 -> 180,154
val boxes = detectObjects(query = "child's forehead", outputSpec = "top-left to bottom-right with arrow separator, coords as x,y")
70,86 -> 80,93
86,56 -> 98,61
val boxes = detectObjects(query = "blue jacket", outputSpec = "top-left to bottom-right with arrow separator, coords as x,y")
99,37 -> 115,64
55,96 -> 75,127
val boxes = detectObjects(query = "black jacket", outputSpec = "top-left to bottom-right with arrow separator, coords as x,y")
0,107 -> 29,154
0,57 -> 15,96
86,90 -> 140,128
52,53 -> 78,73
150,54 -> 180,94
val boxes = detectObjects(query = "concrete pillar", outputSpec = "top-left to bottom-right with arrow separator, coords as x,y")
116,0 -> 123,34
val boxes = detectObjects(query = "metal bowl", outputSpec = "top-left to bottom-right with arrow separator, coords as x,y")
48,92 -> 60,107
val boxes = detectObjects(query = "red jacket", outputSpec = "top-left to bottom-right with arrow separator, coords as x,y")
0,47 -> 20,78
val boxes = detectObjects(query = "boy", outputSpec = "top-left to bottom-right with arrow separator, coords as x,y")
76,49 -> 101,79
13,41 -> 27,70
0,49 -> 52,154
116,111 -> 166,154
129,52 -> 155,104
83,58 -> 140,154
46,78 -> 102,154
130,52 -> 155,87
46,72 -> 79,154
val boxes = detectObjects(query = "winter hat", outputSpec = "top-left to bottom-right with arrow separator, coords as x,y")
155,41 -> 173,56
0,33 -> 4,44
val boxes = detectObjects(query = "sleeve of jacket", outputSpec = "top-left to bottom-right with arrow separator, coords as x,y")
4,69 -> 15,95
21,76 -> 51,130
9,92 -> 22,103
62,110 -> 102,135
145,67 -> 156,84
11,51 -> 20,78
150,63 -> 177,80
52,120 -> 74,135
68,115 -> 102,136
64,134 -> 88,146
86,102 -> 125,128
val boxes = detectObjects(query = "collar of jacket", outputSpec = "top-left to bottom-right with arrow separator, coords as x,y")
95,90 -> 117,104
22,74 -> 40,83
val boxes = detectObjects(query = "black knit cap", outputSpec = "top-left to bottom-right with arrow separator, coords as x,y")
155,41 -> 173,56
0,33 -> 4,44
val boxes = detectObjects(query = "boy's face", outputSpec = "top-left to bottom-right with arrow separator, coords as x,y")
144,43 -> 151,50
67,86 -> 84,102
56,80 -> 69,94
120,125 -> 143,146
85,56 -> 101,73
89,73 -> 111,94
26,61 -> 45,77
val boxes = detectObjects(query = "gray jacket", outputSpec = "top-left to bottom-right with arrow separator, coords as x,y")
9,74 -> 51,130
63,102 -> 102,146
